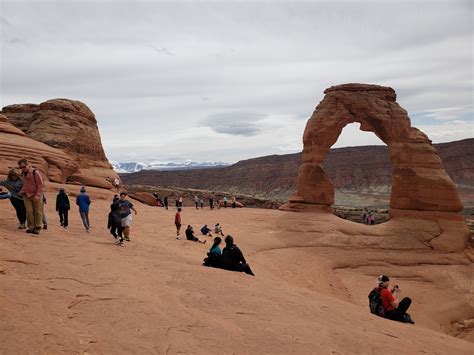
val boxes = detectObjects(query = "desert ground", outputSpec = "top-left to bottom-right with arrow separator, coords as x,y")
1,184 -> 473,354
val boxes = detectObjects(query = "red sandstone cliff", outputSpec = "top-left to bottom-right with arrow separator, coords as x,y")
0,99 -> 117,188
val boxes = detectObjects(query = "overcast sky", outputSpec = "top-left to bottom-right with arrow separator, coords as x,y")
1,0 -> 472,164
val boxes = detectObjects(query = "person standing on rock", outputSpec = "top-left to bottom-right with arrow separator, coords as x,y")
114,177 -> 120,191
0,168 -> 27,229
115,192 -> 137,242
55,188 -> 70,229
175,207 -> 182,239
164,195 -> 168,210
18,159 -> 44,235
178,196 -> 183,208
194,195 -> 199,209
223,196 -> 228,208
199,197 -> 204,209
76,186 -> 91,232
209,196 -> 214,210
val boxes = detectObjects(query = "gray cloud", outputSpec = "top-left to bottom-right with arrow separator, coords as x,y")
200,112 -> 266,136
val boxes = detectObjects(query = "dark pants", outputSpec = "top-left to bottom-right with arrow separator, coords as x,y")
10,197 -> 26,224
385,297 -> 411,322
58,208 -> 69,227
110,226 -> 123,240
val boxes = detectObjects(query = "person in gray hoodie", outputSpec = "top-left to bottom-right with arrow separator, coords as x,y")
0,168 -> 26,229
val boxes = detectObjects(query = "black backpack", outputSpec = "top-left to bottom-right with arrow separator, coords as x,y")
368,287 -> 385,317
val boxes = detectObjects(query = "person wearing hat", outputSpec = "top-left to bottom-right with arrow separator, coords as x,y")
378,275 -> 414,324
76,186 -> 91,232
56,188 -> 70,229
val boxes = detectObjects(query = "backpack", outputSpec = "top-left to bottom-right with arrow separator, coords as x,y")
368,287 -> 385,317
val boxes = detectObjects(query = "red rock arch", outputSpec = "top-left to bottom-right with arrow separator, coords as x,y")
288,83 -> 463,212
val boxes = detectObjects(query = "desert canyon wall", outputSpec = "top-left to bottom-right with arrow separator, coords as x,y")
284,83 -> 470,252
0,99 -> 117,189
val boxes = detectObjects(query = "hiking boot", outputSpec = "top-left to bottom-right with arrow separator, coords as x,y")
32,228 -> 40,235
43,224 -> 48,230
124,236 -> 130,242
26,228 -> 34,234
403,313 -> 415,324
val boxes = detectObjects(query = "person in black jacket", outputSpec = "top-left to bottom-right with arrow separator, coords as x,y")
107,203 -> 123,245
55,188 -> 70,229
221,235 -> 254,276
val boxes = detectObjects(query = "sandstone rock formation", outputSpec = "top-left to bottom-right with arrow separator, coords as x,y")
284,83 -> 469,252
0,114 -> 78,182
1,99 -> 117,188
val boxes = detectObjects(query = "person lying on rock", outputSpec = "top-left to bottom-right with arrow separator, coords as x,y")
201,224 -> 213,237
185,225 -> 206,244
369,275 -> 414,324
220,235 -> 254,276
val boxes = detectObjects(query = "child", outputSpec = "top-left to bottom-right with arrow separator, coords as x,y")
108,203 -> 123,245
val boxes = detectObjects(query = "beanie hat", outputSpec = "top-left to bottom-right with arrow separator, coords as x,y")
378,275 -> 389,284
80,186 -> 86,193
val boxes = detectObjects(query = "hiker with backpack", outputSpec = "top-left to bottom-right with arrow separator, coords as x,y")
107,203 -> 124,245
368,275 -> 414,324
17,159 -> 44,235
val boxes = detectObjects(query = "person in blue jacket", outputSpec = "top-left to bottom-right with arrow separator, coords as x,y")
76,186 -> 91,232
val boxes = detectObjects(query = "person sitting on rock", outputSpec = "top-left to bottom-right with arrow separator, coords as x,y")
203,236 -> 222,267
221,235 -> 254,276
201,224 -> 212,237
185,225 -> 206,244
214,223 -> 224,236
371,275 -> 414,324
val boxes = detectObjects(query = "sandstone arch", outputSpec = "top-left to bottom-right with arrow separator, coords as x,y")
284,83 -> 469,252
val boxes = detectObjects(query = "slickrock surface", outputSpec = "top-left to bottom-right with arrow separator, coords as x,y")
0,114 -> 78,182
0,185 -> 472,353
1,99 -> 117,189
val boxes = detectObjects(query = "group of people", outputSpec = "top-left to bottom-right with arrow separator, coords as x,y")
2,160 -> 420,324
362,208 -> 377,225
151,193 -> 239,210
173,207 -> 254,276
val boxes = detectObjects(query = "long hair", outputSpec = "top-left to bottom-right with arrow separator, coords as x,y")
210,237 -> 221,250
7,168 -> 21,181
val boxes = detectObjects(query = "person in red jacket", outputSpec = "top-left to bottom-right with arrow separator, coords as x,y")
378,275 -> 414,324
175,208 -> 182,239
18,159 -> 44,235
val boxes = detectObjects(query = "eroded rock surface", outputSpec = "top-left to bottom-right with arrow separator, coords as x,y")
1,99 -> 117,188
0,114 -> 78,182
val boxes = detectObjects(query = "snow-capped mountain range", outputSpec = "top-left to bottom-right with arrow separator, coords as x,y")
111,161 -> 229,173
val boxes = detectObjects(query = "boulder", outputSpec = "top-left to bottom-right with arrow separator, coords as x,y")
2,99 -> 117,188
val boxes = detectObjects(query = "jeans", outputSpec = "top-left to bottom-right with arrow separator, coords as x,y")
10,197 -> 26,225
80,211 -> 90,230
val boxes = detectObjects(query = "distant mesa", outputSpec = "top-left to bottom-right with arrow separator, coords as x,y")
113,161 -> 229,173
283,83 -> 470,252
0,99 -> 117,189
